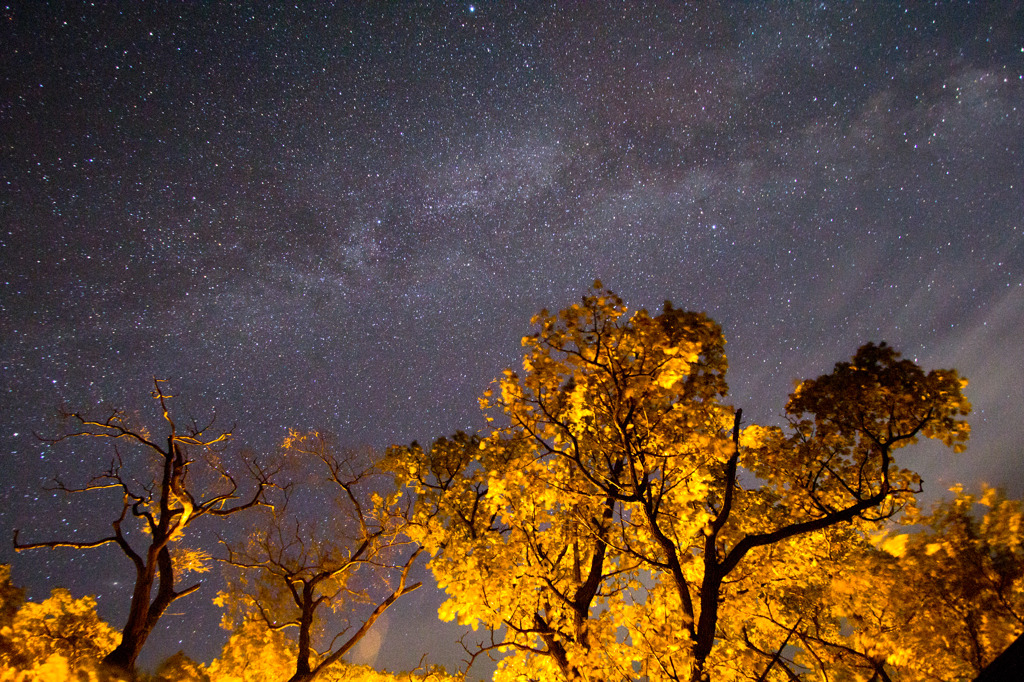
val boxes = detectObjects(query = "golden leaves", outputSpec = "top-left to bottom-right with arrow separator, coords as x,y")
171,546 -> 212,576
653,352 -> 697,389
0,586 -> 121,677
392,292 -> 988,682
878,533 -> 910,557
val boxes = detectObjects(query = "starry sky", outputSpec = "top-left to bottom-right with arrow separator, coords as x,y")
1,1 -> 1023,676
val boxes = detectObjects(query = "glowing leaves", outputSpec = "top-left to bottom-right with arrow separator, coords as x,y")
653,349 -> 700,390
484,473 -> 507,503
0,585 -> 120,678
436,597 -> 460,625
206,620 -> 296,682
396,291 -> 741,681
878,533 -> 910,557
565,379 -> 595,427
395,289 -> 982,682
737,424 -> 772,449
817,485 -> 1024,680
171,546 -> 212,578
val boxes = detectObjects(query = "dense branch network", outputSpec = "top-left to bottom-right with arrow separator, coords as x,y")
10,290 -> 1010,682
217,431 -> 423,682
13,378 -> 277,676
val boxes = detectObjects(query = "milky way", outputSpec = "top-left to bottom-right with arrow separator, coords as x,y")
2,2 -> 1022,674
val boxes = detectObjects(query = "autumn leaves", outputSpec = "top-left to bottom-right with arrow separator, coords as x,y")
388,287 -> 987,681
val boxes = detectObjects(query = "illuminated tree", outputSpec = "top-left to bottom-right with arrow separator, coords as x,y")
13,379 -> 277,677
906,486 -> 1024,674
785,485 -> 1024,681
217,431 -> 422,682
387,285 -> 971,682
206,620 -> 297,682
206,618 -> 458,682
0,575 -> 120,681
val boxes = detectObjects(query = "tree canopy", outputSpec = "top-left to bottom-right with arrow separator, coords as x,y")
386,286 -> 979,682
217,431 -> 423,682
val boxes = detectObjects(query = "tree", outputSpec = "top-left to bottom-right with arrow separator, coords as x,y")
387,286 -> 971,682
206,619 -> 459,682
0,570 -> 120,681
13,379 -> 277,677
217,431 -> 422,682
206,620 -> 297,682
909,486 -> 1024,674
0,564 -> 26,634
788,485 -> 1024,681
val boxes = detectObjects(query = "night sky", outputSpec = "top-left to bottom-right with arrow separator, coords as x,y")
1,1 -> 1023,675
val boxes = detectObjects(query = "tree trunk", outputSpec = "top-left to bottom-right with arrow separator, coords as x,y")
102,559 -> 158,675
102,541 -> 177,675
289,584 -> 316,682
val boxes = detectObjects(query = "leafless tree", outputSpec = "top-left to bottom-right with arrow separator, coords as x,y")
14,379 -> 277,677
218,431 -> 422,682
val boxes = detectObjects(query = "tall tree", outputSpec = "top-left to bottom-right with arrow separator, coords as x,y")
13,379 -> 276,677
388,286 -> 971,682
217,431 -> 422,682
788,485 -> 1024,680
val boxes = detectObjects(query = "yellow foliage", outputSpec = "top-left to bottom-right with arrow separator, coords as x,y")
813,485 -> 1024,680
0,585 -> 120,680
878,533 -> 910,557
171,546 -> 212,577
385,293 -> 978,682
206,621 -> 296,682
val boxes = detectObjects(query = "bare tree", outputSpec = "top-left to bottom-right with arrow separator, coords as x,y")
218,431 -> 422,682
14,379 -> 276,677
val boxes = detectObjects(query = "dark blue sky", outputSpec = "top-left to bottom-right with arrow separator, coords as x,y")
2,1 -> 1022,675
